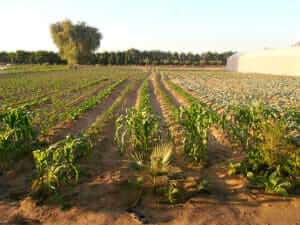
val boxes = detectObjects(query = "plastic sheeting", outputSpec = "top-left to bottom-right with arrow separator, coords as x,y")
226,47 -> 300,76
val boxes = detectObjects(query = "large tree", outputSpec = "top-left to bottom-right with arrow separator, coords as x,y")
50,19 -> 102,66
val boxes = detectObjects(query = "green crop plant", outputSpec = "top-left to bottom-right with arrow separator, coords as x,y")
176,103 -> 217,163
247,172 -> 291,196
0,105 -> 38,163
66,78 -> 127,121
164,180 -> 182,204
138,78 -> 151,111
197,179 -> 210,193
161,74 -> 199,105
227,116 -> 300,195
115,107 -> 161,162
39,78 -> 127,136
86,80 -> 139,136
115,77 -> 160,159
224,101 -> 281,151
32,133 -> 92,197
129,142 -> 173,191
149,142 -> 173,187
284,107 -> 300,145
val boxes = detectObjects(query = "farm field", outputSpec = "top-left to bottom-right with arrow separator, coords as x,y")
0,67 -> 299,225
167,70 -> 300,110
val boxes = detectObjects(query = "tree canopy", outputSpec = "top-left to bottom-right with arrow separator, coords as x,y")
50,19 -> 102,65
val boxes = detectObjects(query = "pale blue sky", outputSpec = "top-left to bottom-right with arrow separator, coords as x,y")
1,0 -> 299,53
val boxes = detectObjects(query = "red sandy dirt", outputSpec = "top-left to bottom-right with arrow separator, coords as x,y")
0,74 -> 300,225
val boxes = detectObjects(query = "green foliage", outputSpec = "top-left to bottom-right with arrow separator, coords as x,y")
247,172 -> 291,196
177,103 -> 217,163
0,49 -> 234,66
0,65 -> 67,74
225,101 -> 281,151
228,161 -> 242,176
197,179 -> 210,193
32,133 -> 92,196
138,78 -> 151,111
40,78 -> 126,136
0,105 -> 38,162
149,143 -> 173,181
115,107 -> 161,161
166,180 -> 182,204
50,19 -> 102,65
130,143 -> 174,189
128,176 -> 144,189
86,79 -> 140,136
284,107 -> 300,145
67,79 -> 126,120
226,104 -> 300,195
162,74 -> 199,104
115,76 -> 161,161
158,180 -> 182,204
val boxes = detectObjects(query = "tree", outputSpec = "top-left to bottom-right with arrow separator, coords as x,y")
0,52 -> 9,64
50,19 -> 102,66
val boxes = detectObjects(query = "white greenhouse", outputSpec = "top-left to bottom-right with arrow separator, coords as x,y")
226,46 -> 300,76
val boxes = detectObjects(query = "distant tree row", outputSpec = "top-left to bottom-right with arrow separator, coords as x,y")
0,49 -> 234,66
0,50 -> 67,65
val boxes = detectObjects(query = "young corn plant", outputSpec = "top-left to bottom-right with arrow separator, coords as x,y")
115,107 -> 161,162
32,133 -> 92,198
138,78 -> 151,111
0,105 -> 38,163
176,103 -> 217,163
129,142 -> 174,191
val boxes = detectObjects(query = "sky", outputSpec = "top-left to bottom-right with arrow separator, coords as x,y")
1,0 -> 300,54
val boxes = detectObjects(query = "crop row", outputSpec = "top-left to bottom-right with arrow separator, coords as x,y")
1,74 -> 145,204
0,69 -> 144,106
39,78 -> 127,136
162,74 -> 300,195
24,77 -> 109,109
32,80 -> 137,200
167,71 -> 300,110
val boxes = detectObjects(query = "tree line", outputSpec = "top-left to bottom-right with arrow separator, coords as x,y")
0,20 -> 235,66
0,50 -> 66,65
0,49 -> 234,66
